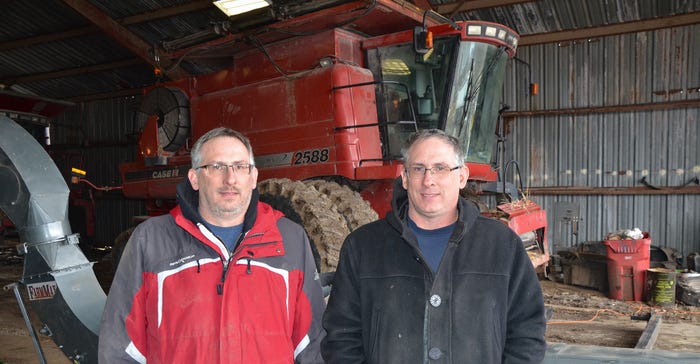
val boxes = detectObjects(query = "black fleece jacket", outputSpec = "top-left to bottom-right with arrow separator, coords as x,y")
322,179 -> 546,364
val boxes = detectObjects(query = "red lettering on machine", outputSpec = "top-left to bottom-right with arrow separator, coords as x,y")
27,281 -> 58,300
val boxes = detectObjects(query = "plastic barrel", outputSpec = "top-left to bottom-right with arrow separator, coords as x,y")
604,234 -> 651,301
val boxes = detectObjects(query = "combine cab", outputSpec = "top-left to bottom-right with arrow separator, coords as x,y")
118,0 -> 548,272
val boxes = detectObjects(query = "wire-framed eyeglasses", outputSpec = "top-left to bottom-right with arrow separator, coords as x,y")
196,163 -> 254,176
406,164 -> 460,179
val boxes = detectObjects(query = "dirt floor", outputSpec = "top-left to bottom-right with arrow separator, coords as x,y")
2,245 -> 700,363
542,279 -> 700,352
0,254 -> 73,364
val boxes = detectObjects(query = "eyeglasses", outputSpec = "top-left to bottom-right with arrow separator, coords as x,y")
406,164 -> 460,179
196,163 -> 254,176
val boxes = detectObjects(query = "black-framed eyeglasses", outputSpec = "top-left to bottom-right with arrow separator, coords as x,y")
196,163 -> 254,176
406,164 -> 460,179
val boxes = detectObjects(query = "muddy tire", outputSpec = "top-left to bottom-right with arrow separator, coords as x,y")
258,178 -> 349,272
112,226 -> 136,270
304,180 -> 378,232
258,193 -> 323,272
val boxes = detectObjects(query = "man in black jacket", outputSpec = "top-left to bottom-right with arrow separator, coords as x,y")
322,129 -> 546,363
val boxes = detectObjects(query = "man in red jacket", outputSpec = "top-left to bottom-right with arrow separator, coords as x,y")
99,127 -> 325,363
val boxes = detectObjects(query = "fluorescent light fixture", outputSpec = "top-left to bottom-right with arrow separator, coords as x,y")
213,0 -> 270,17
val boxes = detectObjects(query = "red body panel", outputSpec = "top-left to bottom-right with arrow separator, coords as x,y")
188,61 -> 385,181
119,2 -> 532,229
121,24 -> 507,214
494,200 -> 550,269
122,29 -> 395,212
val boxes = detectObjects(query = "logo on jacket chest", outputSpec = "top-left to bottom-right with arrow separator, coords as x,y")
169,254 -> 195,266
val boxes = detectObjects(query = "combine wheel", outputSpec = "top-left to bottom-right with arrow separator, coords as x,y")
112,226 -> 136,270
258,178 -> 349,272
304,180 -> 378,232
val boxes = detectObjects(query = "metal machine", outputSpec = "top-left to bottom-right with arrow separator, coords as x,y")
0,116 -> 105,362
117,0 -> 548,272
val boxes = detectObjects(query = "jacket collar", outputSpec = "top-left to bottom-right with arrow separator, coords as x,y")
173,178 -> 285,259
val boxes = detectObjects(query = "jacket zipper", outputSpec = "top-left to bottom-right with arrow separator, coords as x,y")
216,232 -> 277,295
216,231 -> 245,295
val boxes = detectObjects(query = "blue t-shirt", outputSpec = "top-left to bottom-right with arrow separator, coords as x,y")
408,218 -> 455,273
204,222 -> 243,252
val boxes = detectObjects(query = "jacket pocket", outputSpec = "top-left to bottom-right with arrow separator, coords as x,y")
368,308 -> 383,363
490,301 -> 505,356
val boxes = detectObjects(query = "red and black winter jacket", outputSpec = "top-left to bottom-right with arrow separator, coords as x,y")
98,179 -> 325,363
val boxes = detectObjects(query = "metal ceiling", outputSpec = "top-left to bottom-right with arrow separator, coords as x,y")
1,0 -> 699,104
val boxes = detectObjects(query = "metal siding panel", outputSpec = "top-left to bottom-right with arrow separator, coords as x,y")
504,23 -> 700,256
558,115 -> 572,186
574,115 -> 587,187
685,195 -> 700,254
636,31 -> 653,103
545,45 -> 561,109
588,39 -> 604,107
52,97 -> 147,245
650,110 -> 669,184
626,34 -> 641,104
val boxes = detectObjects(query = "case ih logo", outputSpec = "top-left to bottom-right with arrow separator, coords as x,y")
27,281 -> 58,301
152,168 -> 180,179
124,165 -> 189,182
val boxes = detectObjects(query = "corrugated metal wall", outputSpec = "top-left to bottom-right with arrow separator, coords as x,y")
502,24 -> 700,257
51,96 -> 146,245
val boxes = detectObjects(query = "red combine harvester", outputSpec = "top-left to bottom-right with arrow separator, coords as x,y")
117,0 -> 548,272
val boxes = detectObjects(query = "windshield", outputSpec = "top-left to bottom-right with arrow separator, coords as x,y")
367,35 -> 509,164
366,36 -> 458,158
446,42 -> 508,164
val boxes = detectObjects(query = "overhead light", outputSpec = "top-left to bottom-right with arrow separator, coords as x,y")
213,0 -> 270,17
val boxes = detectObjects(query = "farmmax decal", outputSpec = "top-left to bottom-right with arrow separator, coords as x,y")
27,281 -> 58,301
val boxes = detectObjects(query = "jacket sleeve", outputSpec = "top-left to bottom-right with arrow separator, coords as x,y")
293,231 -> 327,364
503,236 -> 547,364
321,235 -> 367,363
98,226 -> 148,364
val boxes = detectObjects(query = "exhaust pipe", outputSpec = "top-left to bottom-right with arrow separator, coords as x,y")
0,116 -> 105,362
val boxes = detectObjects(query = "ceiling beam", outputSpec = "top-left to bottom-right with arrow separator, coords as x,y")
519,11 -> 700,46
0,0 -> 214,52
412,0 -> 434,12
59,0 -> 189,79
436,0 -> 532,17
